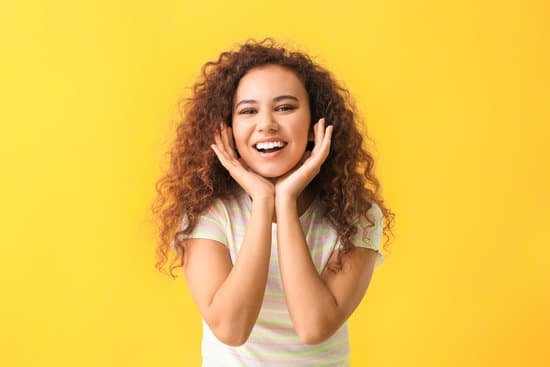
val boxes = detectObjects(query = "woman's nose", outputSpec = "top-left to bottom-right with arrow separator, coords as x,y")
256,113 -> 279,133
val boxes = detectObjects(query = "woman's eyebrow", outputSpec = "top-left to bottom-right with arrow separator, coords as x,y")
234,95 -> 299,109
235,99 -> 256,108
273,95 -> 298,103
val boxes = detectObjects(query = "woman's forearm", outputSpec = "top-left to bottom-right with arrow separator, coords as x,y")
275,197 -> 343,345
207,197 -> 274,345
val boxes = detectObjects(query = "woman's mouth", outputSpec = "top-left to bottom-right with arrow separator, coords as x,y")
254,141 -> 286,153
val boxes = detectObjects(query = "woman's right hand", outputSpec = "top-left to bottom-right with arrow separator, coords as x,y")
211,123 -> 275,202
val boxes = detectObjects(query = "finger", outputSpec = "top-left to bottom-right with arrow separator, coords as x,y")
214,131 -> 226,155
215,128 -> 234,160
226,126 -> 238,159
219,124 -> 230,151
219,123 -> 229,149
211,144 -> 229,169
311,121 -> 319,153
312,118 -> 325,154
220,124 -> 238,160
319,124 -> 333,159
212,142 -> 243,176
213,133 -> 234,166
227,126 -> 236,150
308,123 -> 332,166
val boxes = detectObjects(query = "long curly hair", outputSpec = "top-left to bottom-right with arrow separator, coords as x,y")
152,39 -> 395,276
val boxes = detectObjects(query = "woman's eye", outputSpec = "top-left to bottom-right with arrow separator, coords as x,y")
239,108 -> 256,115
276,104 -> 296,112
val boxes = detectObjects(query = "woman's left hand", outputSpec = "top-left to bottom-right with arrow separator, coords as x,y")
275,118 -> 333,201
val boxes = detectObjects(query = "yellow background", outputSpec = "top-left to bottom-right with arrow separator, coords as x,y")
1,0 -> 549,366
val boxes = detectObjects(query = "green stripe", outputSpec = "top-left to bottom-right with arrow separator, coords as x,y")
250,332 -> 300,342
242,336 -> 348,358
308,226 -> 335,237
264,290 -> 284,297
257,317 -> 293,327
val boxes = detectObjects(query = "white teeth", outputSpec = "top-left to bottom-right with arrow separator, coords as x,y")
255,141 -> 284,150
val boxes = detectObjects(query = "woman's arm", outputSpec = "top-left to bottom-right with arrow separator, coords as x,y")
183,123 -> 276,346
183,196 -> 273,346
275,198 -> 378,345
274,118 -> 378,344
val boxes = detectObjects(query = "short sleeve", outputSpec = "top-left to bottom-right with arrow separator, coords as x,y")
353,202 -> 384,267
176,201 -> 228,247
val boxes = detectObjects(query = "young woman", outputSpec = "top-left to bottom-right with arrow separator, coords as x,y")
153,39 -> 394,366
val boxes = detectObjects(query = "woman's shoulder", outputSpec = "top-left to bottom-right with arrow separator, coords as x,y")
357,200 -> 384,246
366,201 -> 383,224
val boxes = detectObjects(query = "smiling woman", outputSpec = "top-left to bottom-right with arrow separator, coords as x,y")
152,39 -> 395,366
231,65 -> 311,179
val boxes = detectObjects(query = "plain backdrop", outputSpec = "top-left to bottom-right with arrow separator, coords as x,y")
1,0 -> 549,366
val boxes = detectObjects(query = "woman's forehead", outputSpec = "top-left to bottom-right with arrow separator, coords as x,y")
234,65 -> 307,102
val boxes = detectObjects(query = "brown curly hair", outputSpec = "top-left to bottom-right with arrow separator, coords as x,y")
152,38 -> 395,276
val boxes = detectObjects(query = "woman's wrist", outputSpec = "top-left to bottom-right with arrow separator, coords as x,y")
251,194 -> 275,210
275,195 -> 298,215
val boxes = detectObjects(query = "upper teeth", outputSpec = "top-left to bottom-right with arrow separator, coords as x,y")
256,141 -> 284,150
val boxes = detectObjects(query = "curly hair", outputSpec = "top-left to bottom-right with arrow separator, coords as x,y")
152,38 -> 395,276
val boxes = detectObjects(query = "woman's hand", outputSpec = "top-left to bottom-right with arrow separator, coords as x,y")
211,123 -> 275,202
275,118 -> 333,201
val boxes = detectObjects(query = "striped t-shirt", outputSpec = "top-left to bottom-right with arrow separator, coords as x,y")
181,189 -> 384,366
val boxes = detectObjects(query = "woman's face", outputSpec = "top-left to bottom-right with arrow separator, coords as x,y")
231,64 -> 311,179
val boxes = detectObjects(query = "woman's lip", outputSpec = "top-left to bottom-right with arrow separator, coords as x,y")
253,141 -> 288,151
253,138 -> 287,146
256,145 -> 285,158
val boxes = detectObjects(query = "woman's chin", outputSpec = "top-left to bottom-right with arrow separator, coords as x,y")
251,166 -> 292,180
259,171 -> 287,180
250,160 -> 302,180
